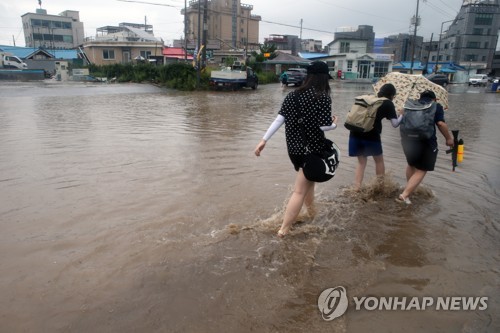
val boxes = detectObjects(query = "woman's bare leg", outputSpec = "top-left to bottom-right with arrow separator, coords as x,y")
278,169 -> 314,236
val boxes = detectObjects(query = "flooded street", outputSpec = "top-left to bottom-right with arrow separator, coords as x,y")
0,80 -> 499,332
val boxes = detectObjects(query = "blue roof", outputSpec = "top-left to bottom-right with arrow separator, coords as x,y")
298,52 -> 329,60
0,45 -> 78,60
392,61 -> 425,70
0,45 -> 37,58
425,62 -> 467,73
51,49 -> 78,59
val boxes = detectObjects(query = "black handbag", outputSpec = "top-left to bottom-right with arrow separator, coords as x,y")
294,93 -> 340,182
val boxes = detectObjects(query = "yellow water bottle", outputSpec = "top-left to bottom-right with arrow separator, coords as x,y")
457,139 -> 464,163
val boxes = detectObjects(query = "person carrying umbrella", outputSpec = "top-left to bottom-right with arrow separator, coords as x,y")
397,90 -> 454,204
348,83 -> 402,191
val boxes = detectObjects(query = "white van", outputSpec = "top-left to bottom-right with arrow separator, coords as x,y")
468,74 -> 488,87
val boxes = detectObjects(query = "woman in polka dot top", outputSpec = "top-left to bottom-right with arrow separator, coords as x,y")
254,61 -> 337,238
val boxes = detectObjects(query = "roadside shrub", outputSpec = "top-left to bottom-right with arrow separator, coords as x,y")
257,71 -> 279,84
158,63 -> 197,90
88,61 -> 276,90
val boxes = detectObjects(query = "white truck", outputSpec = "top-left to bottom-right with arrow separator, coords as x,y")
209,62 -> 258,90
0,52 -> 28,69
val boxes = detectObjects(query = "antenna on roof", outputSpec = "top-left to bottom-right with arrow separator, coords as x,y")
38,0 -> 42,9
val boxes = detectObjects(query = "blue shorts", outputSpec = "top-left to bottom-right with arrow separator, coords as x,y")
348,136 -> 383,157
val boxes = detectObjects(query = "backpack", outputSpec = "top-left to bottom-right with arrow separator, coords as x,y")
344,95 -> 387,133
400,99 -> 437,140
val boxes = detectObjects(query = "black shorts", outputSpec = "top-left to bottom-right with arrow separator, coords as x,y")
401,140 -> 438,171
289,154 -> 305,171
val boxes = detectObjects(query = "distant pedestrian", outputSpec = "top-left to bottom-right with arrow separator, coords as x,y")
255,61 -> 337,238
348,83 -> 402,191
397,90 -> 454,204
280,71 -> 288,87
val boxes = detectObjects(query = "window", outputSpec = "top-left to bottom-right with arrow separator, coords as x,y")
474,13 -> 493,25
465,55 -> 477,62
467,41 -> 480,48
347,60 -> 353,72
103,49 -> 115,60
484,42 -> 489,49
373,62 -> 389,78
340,42 -> 350,53
63,35 -> 73,43
140,51 -> 151,59
482,56 -> 486,61
473,28 -> 483,35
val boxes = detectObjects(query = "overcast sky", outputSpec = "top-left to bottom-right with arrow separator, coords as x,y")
0,0 -> 469,48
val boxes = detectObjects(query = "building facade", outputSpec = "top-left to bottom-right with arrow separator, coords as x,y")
264,35 -> 301,55
82,23 -> 163,65
182,0 -> 261,51
301,39 -> 323,53
330,25 -> 376,54
436,0 -> 500,72
325,38 -> 393,80
377,34 -> 424,63
21,8 -> 85,49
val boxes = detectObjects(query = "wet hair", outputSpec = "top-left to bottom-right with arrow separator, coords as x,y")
377,83 -> 396,98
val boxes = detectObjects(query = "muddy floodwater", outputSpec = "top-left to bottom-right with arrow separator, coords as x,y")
0,80 -> 499,332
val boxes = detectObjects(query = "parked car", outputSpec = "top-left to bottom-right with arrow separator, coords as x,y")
468,74 -> 488,87
285,68 -> 307,86
426,73 -> 449,87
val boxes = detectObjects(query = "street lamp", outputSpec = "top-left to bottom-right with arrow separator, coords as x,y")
435,18 -> 462,73
435,19 -> 453,73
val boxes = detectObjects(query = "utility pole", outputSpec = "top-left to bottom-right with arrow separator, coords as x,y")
196,1 -> 201,87
410,0 -> 420,74
299,19 -> 303,53
184,0 -> 187,61
202,0 -> 208,69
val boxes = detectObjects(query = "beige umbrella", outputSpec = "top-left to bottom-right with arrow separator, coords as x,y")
373,72 -> 449,110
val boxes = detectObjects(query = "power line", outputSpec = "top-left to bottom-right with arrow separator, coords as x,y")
260,20 -> 334,35
312,0 -> 408,24
423,1 -> 456,18
435,0 -> 461,15
116,0 -> 179,8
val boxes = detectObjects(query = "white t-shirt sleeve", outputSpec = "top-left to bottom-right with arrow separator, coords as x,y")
391,114 -> 403,127
320,123 -> 337,131
263,115 -> 285,141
